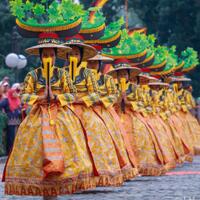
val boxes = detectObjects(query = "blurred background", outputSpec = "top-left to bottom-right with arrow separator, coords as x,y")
0,0 -> 200,96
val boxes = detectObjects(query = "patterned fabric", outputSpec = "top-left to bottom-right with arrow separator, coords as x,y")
98,74 -> 118,108
4,66 -> 98,196
144,114 -> 177,171
93,105 -> 138,180
88,71 -> 138,180
167,114 -> 193,162
69,63 -> 126,186
114,105 -> 165,176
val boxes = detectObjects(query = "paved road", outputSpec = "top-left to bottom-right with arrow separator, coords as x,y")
1,157 -> 200,200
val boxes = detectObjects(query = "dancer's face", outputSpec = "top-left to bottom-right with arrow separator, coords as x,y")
150,85 -> 160,91
129,76 -> 137,84
68,46 -> 81,64
117,70 -> 129,82
88,60 -> 99,70
41,48 -> 56,65
177,82 -> 182,89
139,78 -> 149,85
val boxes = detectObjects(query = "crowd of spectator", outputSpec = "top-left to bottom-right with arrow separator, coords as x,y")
0,77 -> 22,155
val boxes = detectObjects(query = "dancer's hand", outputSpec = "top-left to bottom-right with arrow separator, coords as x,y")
48,86 -> 54,100
122,92 -> 127,102
38,85 -> 48,101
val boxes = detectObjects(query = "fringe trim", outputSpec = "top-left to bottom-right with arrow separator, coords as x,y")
139,165 -> 166,176
176,156 -> 187,164
5,176 -> 97,196
122,167 -> 138,181
164,161 -> 177,171
194,146 -> 200,155
95,174 -> 124,187
184,154 -> 194,162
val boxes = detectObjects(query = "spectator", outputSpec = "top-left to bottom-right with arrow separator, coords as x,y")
0,85 -> 22,154
1,82 -> 10,99
0,76 -> 10,99
197,97 -> 200,124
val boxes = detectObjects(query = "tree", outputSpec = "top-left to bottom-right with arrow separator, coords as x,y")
80,0 -> 200,97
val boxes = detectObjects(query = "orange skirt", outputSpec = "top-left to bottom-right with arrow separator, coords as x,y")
4,103 -> 97,196
167,114 -> 194,162
74,104 -> 125,186
115,105 -> 165,176
176,111 -> 200,155
93,105 -> 138,181
144,114 -> 177,171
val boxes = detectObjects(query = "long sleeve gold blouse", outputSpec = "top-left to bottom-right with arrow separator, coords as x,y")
22,67 -> 76,107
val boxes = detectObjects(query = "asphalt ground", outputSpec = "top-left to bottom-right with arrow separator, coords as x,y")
0,156 -> 200,200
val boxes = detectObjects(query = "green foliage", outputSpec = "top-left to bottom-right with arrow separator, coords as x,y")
33,4 -> 45,17
24,1 -> 33,11
56,0 -> 85,22
9,0 -> 84,26
165,46 -> 179,69
103,30 -> 150,56
9,0 -> 24,19
100,17 -> 124,40
82,8 -> 105,29
147,34 -> 156,49
181,47 -> 199,69
152,45 -> 168,65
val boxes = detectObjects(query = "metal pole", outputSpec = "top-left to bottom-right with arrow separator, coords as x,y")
125,0 -> 129,29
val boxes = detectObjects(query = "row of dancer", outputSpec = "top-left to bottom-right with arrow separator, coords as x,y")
4,0 -> 200,198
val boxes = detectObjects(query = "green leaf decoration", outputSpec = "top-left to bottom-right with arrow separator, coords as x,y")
181,47 -> 199,69
57,0 -> 85,22
26,17 -> 37,24
159,45 -> 179,72
100,17 -> 124,40
33,4 -> 45,16
88,7 -> 100,12
166,46 -> 178,68
103,29 -> 147,56
9,0 -> 84,26
152,46 -> 168,65
47,1 -> 59,23
24,1 -> 33,12
147,34 -> 156,49
82,8 -> 105,29
9,0 -> 24,20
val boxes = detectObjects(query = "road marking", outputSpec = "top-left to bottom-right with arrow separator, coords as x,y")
166,171 -> 200,176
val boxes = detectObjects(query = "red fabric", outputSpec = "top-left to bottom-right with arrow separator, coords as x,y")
65,34 -> 84,41
103,64 -> 112,74
114,58 -> 130,65
7,89 -> 20,112
174,72 -> 184,76
141,68 -> 150,72
39,32 -> 59,39
92,45 -> 103,51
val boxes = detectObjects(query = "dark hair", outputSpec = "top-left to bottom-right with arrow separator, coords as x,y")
66,46 -> 84,66
128,69 -> 131,79
97,61 -> 102,73
39,48 -> 57,68
39,48 -> 57,60
117,69 -> 129,77
136,76 -> 140,84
